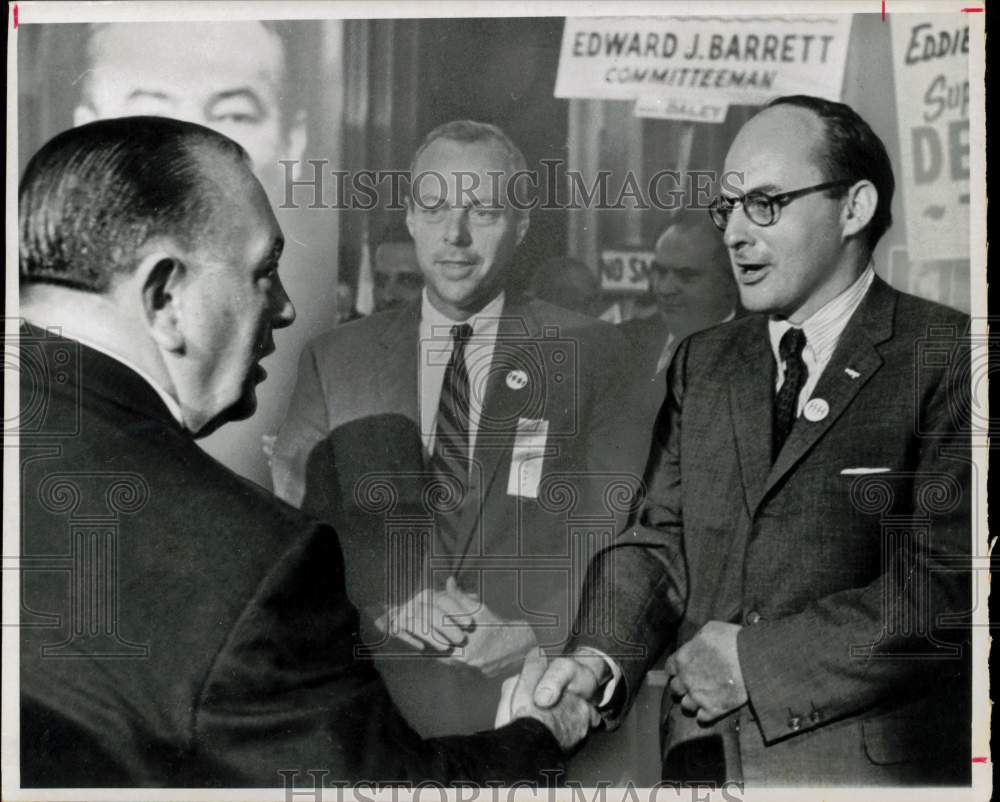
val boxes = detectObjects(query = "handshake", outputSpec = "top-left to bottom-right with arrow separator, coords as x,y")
494,649 -> 614,752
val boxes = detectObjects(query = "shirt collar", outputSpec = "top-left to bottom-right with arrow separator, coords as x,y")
768,264 -> 875,365
420,290 -> 506,339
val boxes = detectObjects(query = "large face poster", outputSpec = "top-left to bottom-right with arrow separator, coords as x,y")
3,2 -> 989,802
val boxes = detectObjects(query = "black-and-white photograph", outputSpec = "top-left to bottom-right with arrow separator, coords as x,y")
3,1 -> 989,799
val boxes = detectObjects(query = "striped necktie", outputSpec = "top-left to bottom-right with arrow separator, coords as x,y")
433,322 -> 474,482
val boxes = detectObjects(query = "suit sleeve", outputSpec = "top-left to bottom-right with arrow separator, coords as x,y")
191,520 -> 565,785
581,324 -> 654,528
568,337 -> 691,720
272,342 -> 329,508
736,337 -> 972,743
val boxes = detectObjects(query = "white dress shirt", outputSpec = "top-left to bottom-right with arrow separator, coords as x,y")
418,290 -> 506,460
768,265 -> 875,414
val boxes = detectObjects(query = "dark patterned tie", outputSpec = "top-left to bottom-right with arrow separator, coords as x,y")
772,327 -> 808,460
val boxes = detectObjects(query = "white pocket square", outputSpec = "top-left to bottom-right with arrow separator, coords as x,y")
840,467 -> 892,475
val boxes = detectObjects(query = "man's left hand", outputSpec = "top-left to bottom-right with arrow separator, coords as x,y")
665,621 -> 747,724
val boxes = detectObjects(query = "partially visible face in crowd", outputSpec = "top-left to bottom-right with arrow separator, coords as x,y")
76,21 -> 304,193
178,160 -> 295,436
651,224 -> 736,333
406,137 -> 529,320
373,241 -> 424,312
721,105 -> 854,324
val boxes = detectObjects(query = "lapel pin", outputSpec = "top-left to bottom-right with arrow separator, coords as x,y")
844,367 -> 860,379
803,398 -> 829,422
506,369 -> 528,390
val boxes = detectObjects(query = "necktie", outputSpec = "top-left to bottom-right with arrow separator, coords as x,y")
772,327 -> 808,460
433,322 -> 474,481
431,323 -> 474,559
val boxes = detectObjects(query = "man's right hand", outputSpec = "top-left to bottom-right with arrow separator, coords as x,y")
496,650 -> 600,752
374,577 -> 477,652
532,649 -> 612,709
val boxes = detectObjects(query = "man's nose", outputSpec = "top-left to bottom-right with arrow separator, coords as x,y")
442,208 -> 471,246
722,204 -> 754,251
272,277 -> 296,329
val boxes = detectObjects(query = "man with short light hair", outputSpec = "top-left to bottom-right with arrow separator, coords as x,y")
274,119 -> 647,737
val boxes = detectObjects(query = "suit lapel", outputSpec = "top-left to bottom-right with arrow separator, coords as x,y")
377,301 -> 420,427
729,316 -> 775,515
762,277 -> 896,503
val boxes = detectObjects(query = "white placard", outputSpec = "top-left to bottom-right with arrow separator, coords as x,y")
555,15 -> 852,117
600,249 -> 653,293
890,14 -> 970,261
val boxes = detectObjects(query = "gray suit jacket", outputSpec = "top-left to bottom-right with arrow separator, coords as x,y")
574,277 -> 972,786
273,296 -> 649,735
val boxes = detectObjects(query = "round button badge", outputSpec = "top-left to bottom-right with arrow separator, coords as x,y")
803,398 -> 829,422
506,369 -> 528,391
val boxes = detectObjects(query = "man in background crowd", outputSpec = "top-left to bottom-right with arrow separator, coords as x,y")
621,210 -> 739,429
525,95 -> 971,787
273,120 -> 647,738
73,20 -> 336,488
19,116 -> 594,787
373,240 -> 424,312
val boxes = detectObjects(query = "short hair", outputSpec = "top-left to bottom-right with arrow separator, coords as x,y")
766,95 -> 895,252
409,120 -> 531,213
20,116 -> 250,292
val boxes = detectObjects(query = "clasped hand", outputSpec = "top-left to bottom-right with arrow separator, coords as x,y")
375,577 -> 537,677
495,650 -> 600,751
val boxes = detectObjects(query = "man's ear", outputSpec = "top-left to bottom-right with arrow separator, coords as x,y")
405,201 -> 417,239
841,179 -> 878,240
515,212 -> 530,247
73,104 -> 98,127
136,251 -> 188,353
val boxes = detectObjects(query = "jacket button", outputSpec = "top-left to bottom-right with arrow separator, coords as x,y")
809,709 -> 822,724
788,715 -> 802,731
745,610 -> 762,625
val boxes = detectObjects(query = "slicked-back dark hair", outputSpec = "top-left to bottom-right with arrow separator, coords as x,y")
20,116 -> 249,292
766,95 -> 895,253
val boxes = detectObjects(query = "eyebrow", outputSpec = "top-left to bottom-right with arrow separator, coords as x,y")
207,89 -> 267,116
739,183 -> 783,196
126,89 -> 172,103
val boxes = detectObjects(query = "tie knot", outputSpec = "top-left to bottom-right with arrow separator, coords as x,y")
779,327 -> 807,361
451,323 -> 474,347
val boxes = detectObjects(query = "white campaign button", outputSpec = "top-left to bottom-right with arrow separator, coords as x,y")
506,369 -> 528,390
804,398 -> 829,422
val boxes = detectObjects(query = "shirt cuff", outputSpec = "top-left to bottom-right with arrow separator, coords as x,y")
572,646 -> 622,708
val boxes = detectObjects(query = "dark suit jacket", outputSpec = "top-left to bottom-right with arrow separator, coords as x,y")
19,326 -> 564,787
574,278 -> 972,786
272,296 -> 648,735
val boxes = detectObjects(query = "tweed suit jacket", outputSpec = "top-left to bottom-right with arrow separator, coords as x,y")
272,295 -> 648,735
19,327 -> 565,787
573,277 -> 972,786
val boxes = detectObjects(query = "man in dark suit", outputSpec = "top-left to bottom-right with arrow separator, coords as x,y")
620,210 -> 739,431
523,95 -> 972,786
273,120 -> 646,737
17,116 -> 595,788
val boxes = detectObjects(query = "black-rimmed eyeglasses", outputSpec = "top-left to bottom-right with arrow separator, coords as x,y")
708,180 -> 853,231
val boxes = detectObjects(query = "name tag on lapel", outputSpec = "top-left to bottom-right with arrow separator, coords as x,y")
507,418 -> 549,499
